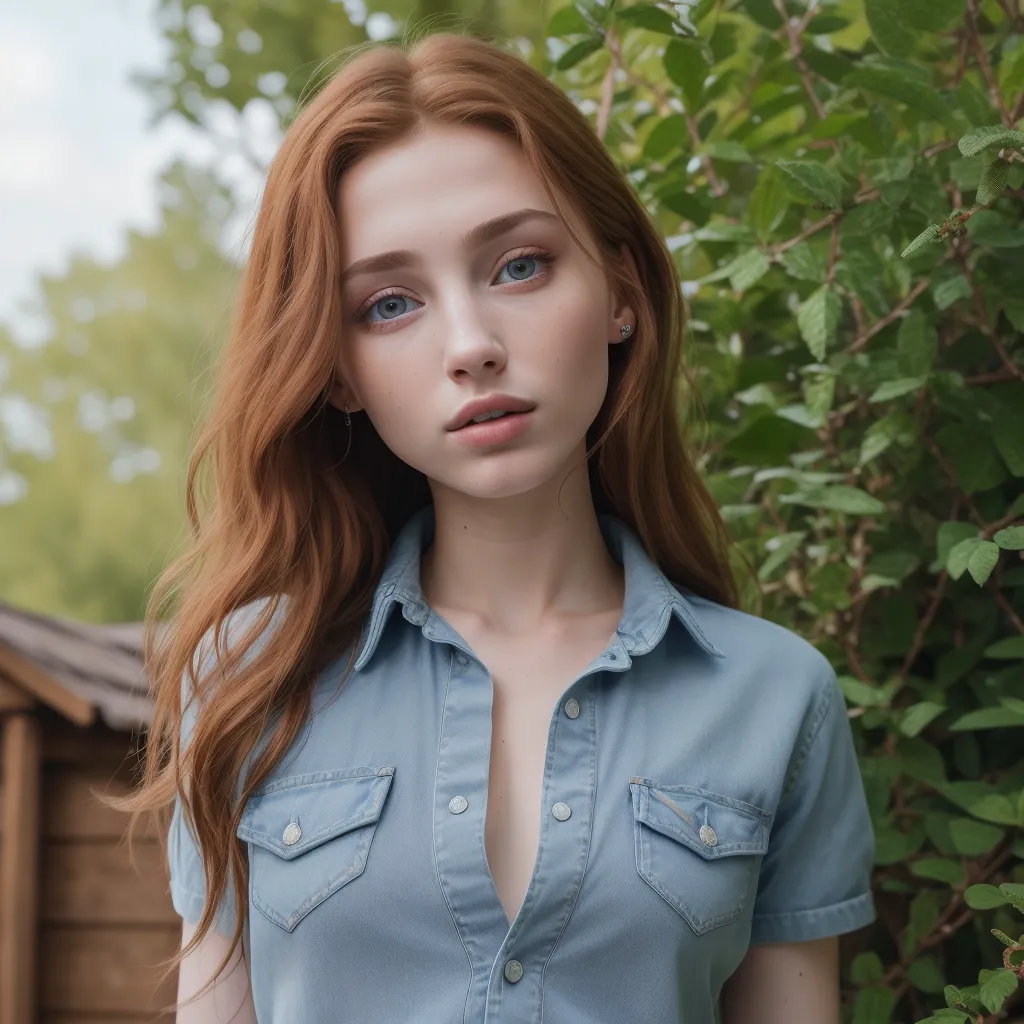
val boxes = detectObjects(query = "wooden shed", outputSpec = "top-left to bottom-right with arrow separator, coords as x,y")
0,599 -> 178,1023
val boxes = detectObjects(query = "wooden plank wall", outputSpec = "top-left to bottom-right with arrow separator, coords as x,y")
0,709 -> 181,1022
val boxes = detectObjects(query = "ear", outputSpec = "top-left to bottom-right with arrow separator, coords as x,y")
609,242 -> 639,345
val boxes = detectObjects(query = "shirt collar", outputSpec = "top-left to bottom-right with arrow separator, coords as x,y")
353,505 -> 725,672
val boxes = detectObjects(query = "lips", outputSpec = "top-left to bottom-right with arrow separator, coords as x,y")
446,395 -> 537,431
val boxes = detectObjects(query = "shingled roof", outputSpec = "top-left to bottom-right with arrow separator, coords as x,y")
0,599 -> 165,732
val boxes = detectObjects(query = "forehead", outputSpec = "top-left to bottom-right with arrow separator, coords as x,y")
336,123 -> 583,257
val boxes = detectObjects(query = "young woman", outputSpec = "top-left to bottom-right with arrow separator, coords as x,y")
118,30 -> 876,1024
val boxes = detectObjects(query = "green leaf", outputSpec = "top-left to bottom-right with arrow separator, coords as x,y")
839,675 -> 890,706
615,2 -> 690,35
908,955 -> 947,994
976,160 -> 1009,205
967,540 -> 999,585
802,46 -> 857,83
748,167 -> 790,241
864,0 -> 914,56
797,285 -> 842,359
663,38 -> 708,112
758,531 -> 806,580
950,706 -> 1024,729
785,485 -> 886,516
869,377 -> 927,402
964,884 -> 1009,909
901,224 -> 940,257
776,160 -> 845,208
780,242 -> 826,282
659,188 -> 710,225
547,4 -> 593,36
966,793 -> 1019,825
1000,882 -> 1024,911
555,35 -> 605,70
850,951 -> 885,984
740,0 -> 783,29
947,537 -> 982,580
932,275 -> 972,310
901,701 -> 945,737
920,1010 -> 969,1024
897,0 -> 966,31
702,140 -> 751,162
846,68 -> 957,127
978,968 -> 1017,1014
643,114 -> 687,160
909,857 -> 964,884
936,521 -> 978,567
991,402 -> 1024,476
958,126 -> 1024,157
948,817 -> 1004,854
726,249 -> 771,291
984,637 -> 1024,659
897,309 -> 938,375
994,526 -> 1024,550
852,985 -> 895,1024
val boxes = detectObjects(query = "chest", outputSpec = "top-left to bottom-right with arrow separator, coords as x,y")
436,610 -> 621,926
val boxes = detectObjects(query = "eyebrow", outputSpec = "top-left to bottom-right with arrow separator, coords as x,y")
339,208 -> 562,285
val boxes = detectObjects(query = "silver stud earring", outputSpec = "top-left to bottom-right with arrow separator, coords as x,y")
619,323 -> 633,339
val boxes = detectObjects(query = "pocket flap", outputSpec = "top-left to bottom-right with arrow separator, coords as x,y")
629,777 -> 770,859
238,766 -> 395,860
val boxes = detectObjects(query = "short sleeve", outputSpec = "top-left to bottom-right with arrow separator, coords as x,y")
167,636 -> 241,937
749,666 -> 877,946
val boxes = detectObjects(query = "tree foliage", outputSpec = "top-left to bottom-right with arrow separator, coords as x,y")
539,0 -> 1023,1018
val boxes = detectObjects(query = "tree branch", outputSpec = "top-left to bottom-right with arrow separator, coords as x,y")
965,0 -> 1013,125
847,278 -> 931,354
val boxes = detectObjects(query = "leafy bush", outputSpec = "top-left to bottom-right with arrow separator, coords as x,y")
544,0 -> 1024,1019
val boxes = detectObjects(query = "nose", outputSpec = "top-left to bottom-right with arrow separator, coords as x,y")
440,287 -> 507,379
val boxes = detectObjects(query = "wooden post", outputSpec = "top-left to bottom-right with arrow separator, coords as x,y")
0,710 -> 41,1024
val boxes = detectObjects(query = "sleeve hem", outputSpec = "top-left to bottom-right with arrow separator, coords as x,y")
170,881 -> 240,937
748,890 -> 876,946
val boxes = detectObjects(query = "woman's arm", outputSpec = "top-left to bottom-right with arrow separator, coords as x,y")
175,919 -> 258,1024
719,936 -> 839,1024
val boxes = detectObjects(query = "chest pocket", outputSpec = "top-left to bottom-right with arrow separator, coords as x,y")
629,777 -> 771,936
237,766 -> 395,932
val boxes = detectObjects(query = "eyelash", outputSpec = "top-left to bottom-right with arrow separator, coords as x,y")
354,248 -> 556,329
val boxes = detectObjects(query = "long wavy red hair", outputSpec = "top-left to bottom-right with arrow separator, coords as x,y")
109,30 -> 737,1006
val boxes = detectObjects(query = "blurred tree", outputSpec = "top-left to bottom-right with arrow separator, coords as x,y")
0,163 -> 238,621
136,0 -> 551,143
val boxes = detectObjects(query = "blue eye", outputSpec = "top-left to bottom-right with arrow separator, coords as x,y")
366,294 -> 419,323
496,255 -> 547,284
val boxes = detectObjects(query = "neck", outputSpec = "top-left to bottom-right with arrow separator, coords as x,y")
419,451 -> 624,637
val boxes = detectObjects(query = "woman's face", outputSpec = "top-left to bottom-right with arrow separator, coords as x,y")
330,121 -> 636,501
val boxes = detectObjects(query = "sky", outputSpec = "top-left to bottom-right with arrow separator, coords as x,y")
0,0 -> 223,343
0,0 -> 404,347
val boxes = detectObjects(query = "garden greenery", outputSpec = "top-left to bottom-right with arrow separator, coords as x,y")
544,0 -> 1024,1020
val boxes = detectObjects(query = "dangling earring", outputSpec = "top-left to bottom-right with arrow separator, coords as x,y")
620,323 -> 633,339
338,403 -> 352,463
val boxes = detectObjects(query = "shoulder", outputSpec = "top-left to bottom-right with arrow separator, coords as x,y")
672,586 -> 838,722
187,595 -> 290,692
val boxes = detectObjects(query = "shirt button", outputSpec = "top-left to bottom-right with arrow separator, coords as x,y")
282,822 -> 302,846
699,824 -> 718,847
504,959 -> 524,983
563,698 -> 580,719
551,802 -> 571,821
455,652 -> 468,665
448,795 -> 468,814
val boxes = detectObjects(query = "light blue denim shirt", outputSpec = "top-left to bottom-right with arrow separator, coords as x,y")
169,503 -> 876,1022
